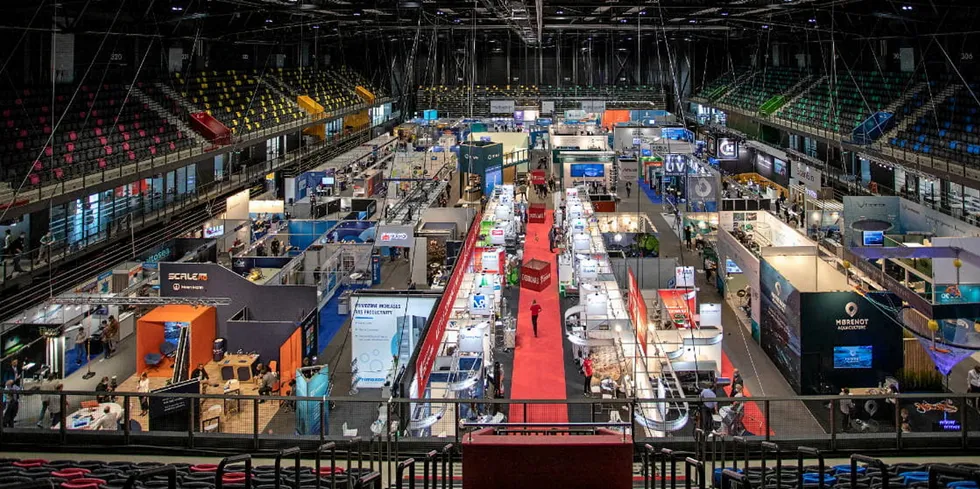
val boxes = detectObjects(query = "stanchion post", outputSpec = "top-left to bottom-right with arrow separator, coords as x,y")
850,454 -> 887,489
441,444 -> 453,489
422,450 -> 437,489
315,442 -> 337,489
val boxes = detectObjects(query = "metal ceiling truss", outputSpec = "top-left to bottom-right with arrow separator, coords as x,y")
49,296 -> 233,307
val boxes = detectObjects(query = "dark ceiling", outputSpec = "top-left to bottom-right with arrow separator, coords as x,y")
9,0 -> 980,45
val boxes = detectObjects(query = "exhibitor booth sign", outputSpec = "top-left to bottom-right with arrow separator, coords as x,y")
377,225 -> 415,248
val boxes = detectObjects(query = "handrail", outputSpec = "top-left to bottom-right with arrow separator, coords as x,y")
850,454 -> 888,489
124,465 -> 178,489
761,442 -> 782,489
927,465 -> 980,489
216,454 -> 253,489
396,458 -> 417,489
797,446 -> 825,489
422,450 -> 438,489
274,447 -> 302,489
315,442 -> 337,489
643,444 -> 657,489
684,457 -> 705,489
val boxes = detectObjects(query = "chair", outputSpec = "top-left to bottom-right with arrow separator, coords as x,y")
341,422 -> 358,437
220,365 -> 235,380
160,341 -> 177,358
144,353 -> 163,369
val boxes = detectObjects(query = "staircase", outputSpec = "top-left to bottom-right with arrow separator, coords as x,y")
884,80 -> 928,114
132,86 -> 199,142
881,82 -> 960,142
712,72 -> 757,103
154,82 -> 203,115
259,74 -> 297,103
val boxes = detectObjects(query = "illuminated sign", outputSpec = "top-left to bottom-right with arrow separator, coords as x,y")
380,233 -> 409,242
167,273 -> 209,281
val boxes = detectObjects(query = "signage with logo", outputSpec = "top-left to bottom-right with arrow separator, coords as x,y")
376,225 -> 415,248
167,271 -> 209,291
717,138 -> 739,160
675,266 -> 696,288
688,175 -> 717,202
791,162 -> 822,192
664,155 -> 689,175
352,295 -> 437,389
469,294 -> 492,316
203,224 -> 225,238
540,101 -> 555,115
755,153 -> 773,178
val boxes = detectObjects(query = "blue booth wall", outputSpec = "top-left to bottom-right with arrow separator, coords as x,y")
288,220 -> 338,250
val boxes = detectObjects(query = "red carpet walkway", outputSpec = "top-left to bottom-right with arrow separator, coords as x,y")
509,210 -> 569,423
721,352 -> 774,436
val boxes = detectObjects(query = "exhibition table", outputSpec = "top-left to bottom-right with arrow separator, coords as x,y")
218,353 -> 261,382
55,402 -> 124,430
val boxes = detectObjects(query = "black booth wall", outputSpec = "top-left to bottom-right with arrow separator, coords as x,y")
870,161 -> 896,190
160,262 -> 317,338
719,144 -> 755,174
799,292 -> 904,395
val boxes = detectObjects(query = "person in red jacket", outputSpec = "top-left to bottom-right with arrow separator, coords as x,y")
582,352 -> 595,396
529,300 -> 542,337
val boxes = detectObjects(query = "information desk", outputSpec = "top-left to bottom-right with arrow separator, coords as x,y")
55,402 -> 124,430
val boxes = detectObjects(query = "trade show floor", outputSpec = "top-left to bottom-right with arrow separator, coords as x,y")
508,210 -> 568,423
624,179 -> 826,437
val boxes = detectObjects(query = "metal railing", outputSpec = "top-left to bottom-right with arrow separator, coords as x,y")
1,389 -> 978,455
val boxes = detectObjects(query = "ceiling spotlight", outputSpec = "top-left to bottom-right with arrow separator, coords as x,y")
312,24 -> 320,29
901,5 -> 913,10
689,19 -> 697,23
620,18 -> 627,23
720,11 -> 729,16
556,9 -> 564,14
808,18 -> 816,23
762,24 -> 769,29
265,18 -> 273,23
171,5 -> 184,11
436,10 -> 444,15
353,11 -> 361,16
639,10 -> 646,15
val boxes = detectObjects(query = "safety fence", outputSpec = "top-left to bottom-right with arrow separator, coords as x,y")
1,389 -> 979,455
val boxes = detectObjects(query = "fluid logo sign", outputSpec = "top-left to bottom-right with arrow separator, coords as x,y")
694,178 -> 713,198
836,300 -> 869,330
770,280 -> 787,311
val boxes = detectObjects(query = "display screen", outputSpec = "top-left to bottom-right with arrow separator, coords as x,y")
834,346 -> 873,369
570,163 -> 605,177
774,158 -> 787,177
863,230 -> 885,246
726,259 -> 743,274
322,177 -> 335,185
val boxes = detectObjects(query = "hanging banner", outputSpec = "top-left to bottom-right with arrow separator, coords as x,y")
351,295 -> 438,388
541,101 -> 555,114
627,268 -> 648,355
490,100 -> 516,114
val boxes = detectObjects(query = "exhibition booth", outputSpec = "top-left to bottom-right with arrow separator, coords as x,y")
840,196 -> 980,364
393,190 -> 503,437
467,132 -> 530,176
758,251 -> 904,395
716,209 -> 818,338
286,134 -> 397,204
135,305 -> 217,378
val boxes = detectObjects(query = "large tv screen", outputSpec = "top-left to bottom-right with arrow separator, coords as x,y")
570,163 -> 605,177
863,230 -> 885,247
834,346 -> 873,369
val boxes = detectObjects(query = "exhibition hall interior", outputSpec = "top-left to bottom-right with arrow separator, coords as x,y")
3,0 -> 980,487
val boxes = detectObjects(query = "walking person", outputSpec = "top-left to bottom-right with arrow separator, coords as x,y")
699,381 -> 717,433
39,231 -> 53,264
137,372 -> 150,416
625,181 -> 632,198
74,327 -> 88,365
529,300 -> 542,337
839,387 -> 855,432
2,379 -> 20,427
548,226 -> 557,252
967,365 -> 980,411
582,352 -> 594,397
684,225 -> 694,250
